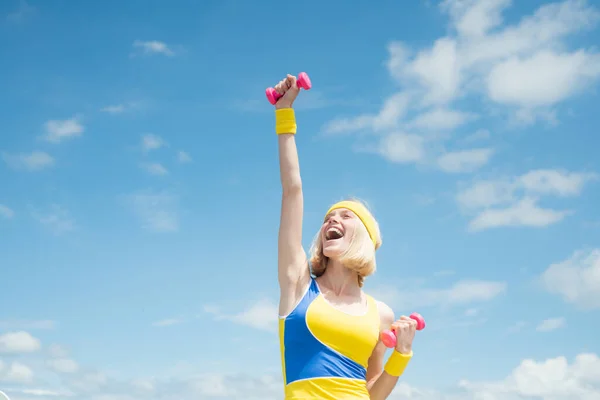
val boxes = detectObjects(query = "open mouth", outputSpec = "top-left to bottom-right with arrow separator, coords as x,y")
325,226 -> 344,240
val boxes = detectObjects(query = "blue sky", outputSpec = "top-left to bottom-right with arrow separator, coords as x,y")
1,0 -> 600,399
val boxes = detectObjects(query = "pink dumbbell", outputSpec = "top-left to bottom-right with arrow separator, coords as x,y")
380,312 -> 425,348
265,72 -> 312,105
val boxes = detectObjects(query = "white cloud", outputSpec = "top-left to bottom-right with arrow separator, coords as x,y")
464,308 -> 478,317
376,132 -> 425,163
141,163 -> 168,176
0,320 -> 56,330
100,104 -> 125,114
47,358 -> 79,374
0,361 -> 34,383
141,134 -> 164,152
467,197 -> 571,231
6,388 -> 70,397
458,352 -> 600,400
2,151 -> 55,171
540,248 -> 600,310
101,102 -> 143,114
457,168 -> 596,230
462,129 -> 491,143
44,117 -> 84,143
372,279 -> 506,310
393,37 -> 462,105
6,0 -> 37,23
0,332 -> 41,354
407,108 -> 474,131
151,318 -> 184,327
536,317 -> 566,332
132,40 -> 174,56
3,340 -> 598,400
204,299 -> 278,333
0,204 -> 15,219
31,205 -> 76,235
437,148 -> 493,173
177,151 -> 192,163
47,344 -> 69,358
456,178 -> 515,209
322,92 -> 410,135
487,50 -> 600,109
441,0 -> 511,38
518,169 -> 598,197
123,191 -> 179,232
321,0 -> 600,166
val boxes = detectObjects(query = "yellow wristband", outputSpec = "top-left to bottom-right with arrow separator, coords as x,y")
275,108 -> 297,135
384,350 -> 412,377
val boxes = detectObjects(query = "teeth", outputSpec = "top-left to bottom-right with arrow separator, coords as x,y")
326,227 -> 343,239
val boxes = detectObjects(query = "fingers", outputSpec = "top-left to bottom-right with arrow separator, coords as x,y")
400,315 -> 418,327
391,316 -> 417,331
286,74 -> 297,89
274,79 -> 286,95
274,75 -> 297,94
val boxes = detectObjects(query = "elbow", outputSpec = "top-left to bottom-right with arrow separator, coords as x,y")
282,180 -> 302,195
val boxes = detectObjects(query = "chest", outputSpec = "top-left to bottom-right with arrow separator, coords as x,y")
304,295 -> 380,363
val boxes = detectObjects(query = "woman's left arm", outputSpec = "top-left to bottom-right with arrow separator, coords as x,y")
366,302 -> 416,400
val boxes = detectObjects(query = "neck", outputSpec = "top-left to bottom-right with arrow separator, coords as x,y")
318,259 -> 360,296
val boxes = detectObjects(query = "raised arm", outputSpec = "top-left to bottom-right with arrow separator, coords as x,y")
273,74 -> 311,316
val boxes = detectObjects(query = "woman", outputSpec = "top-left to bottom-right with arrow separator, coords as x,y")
273,73 -> 418,400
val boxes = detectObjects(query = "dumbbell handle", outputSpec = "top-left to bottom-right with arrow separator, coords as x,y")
380,312 -> 425,348
265,72 -> 312,105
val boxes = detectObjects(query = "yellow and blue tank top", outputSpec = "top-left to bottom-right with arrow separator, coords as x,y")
278,277 -> 381,399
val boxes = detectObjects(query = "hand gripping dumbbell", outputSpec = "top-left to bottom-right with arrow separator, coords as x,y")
265,72 -> 312,105
380,312 -> 425,348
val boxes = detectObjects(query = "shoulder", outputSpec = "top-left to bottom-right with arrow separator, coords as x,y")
374,299 -> 395,327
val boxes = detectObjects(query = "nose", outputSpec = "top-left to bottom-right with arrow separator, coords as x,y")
327,214 -> 340,224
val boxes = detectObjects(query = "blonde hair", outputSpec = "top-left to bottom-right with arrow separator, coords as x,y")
309,198 -> 382,287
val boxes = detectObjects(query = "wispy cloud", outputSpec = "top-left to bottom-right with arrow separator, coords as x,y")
43,117 -> 84,143
371,279 -> 507,311
467,197 -> 570,231
123,191 -> 179,233
151,318 -> 184,327
2,151 -> 54,171
132,40 -> 175,56
536,317 -> 566,332
141,163 -> 168,176
540,248 -> 600,310
100,104 -> 126,114
0,361 -> 34,383
30,205 -> 76,235
0,204 -> 15,219
0,331 -> 41,354
203,299 -> 278,333
0,320 -> 56,330
320,0 -> 600,169
456,169 -> 597,231
6,0 -> 36,23
46,358 -> 79,374
462,129 -> 491,143
100,101 -> 143,114
141,134 -> 165,152
176,151 -> 192,163
437,148 -> 494,173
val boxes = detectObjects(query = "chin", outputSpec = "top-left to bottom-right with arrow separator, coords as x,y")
322,239 -> 347,258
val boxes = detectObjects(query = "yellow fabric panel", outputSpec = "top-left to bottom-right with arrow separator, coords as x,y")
279,318 -> 287,386
284,377 -> 370,400
306,294 -> 379,368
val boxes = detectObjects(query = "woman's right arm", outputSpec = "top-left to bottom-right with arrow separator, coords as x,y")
273,75 -> 311,316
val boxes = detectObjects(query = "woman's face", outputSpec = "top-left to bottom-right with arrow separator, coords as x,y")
321,208 -> 358,258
